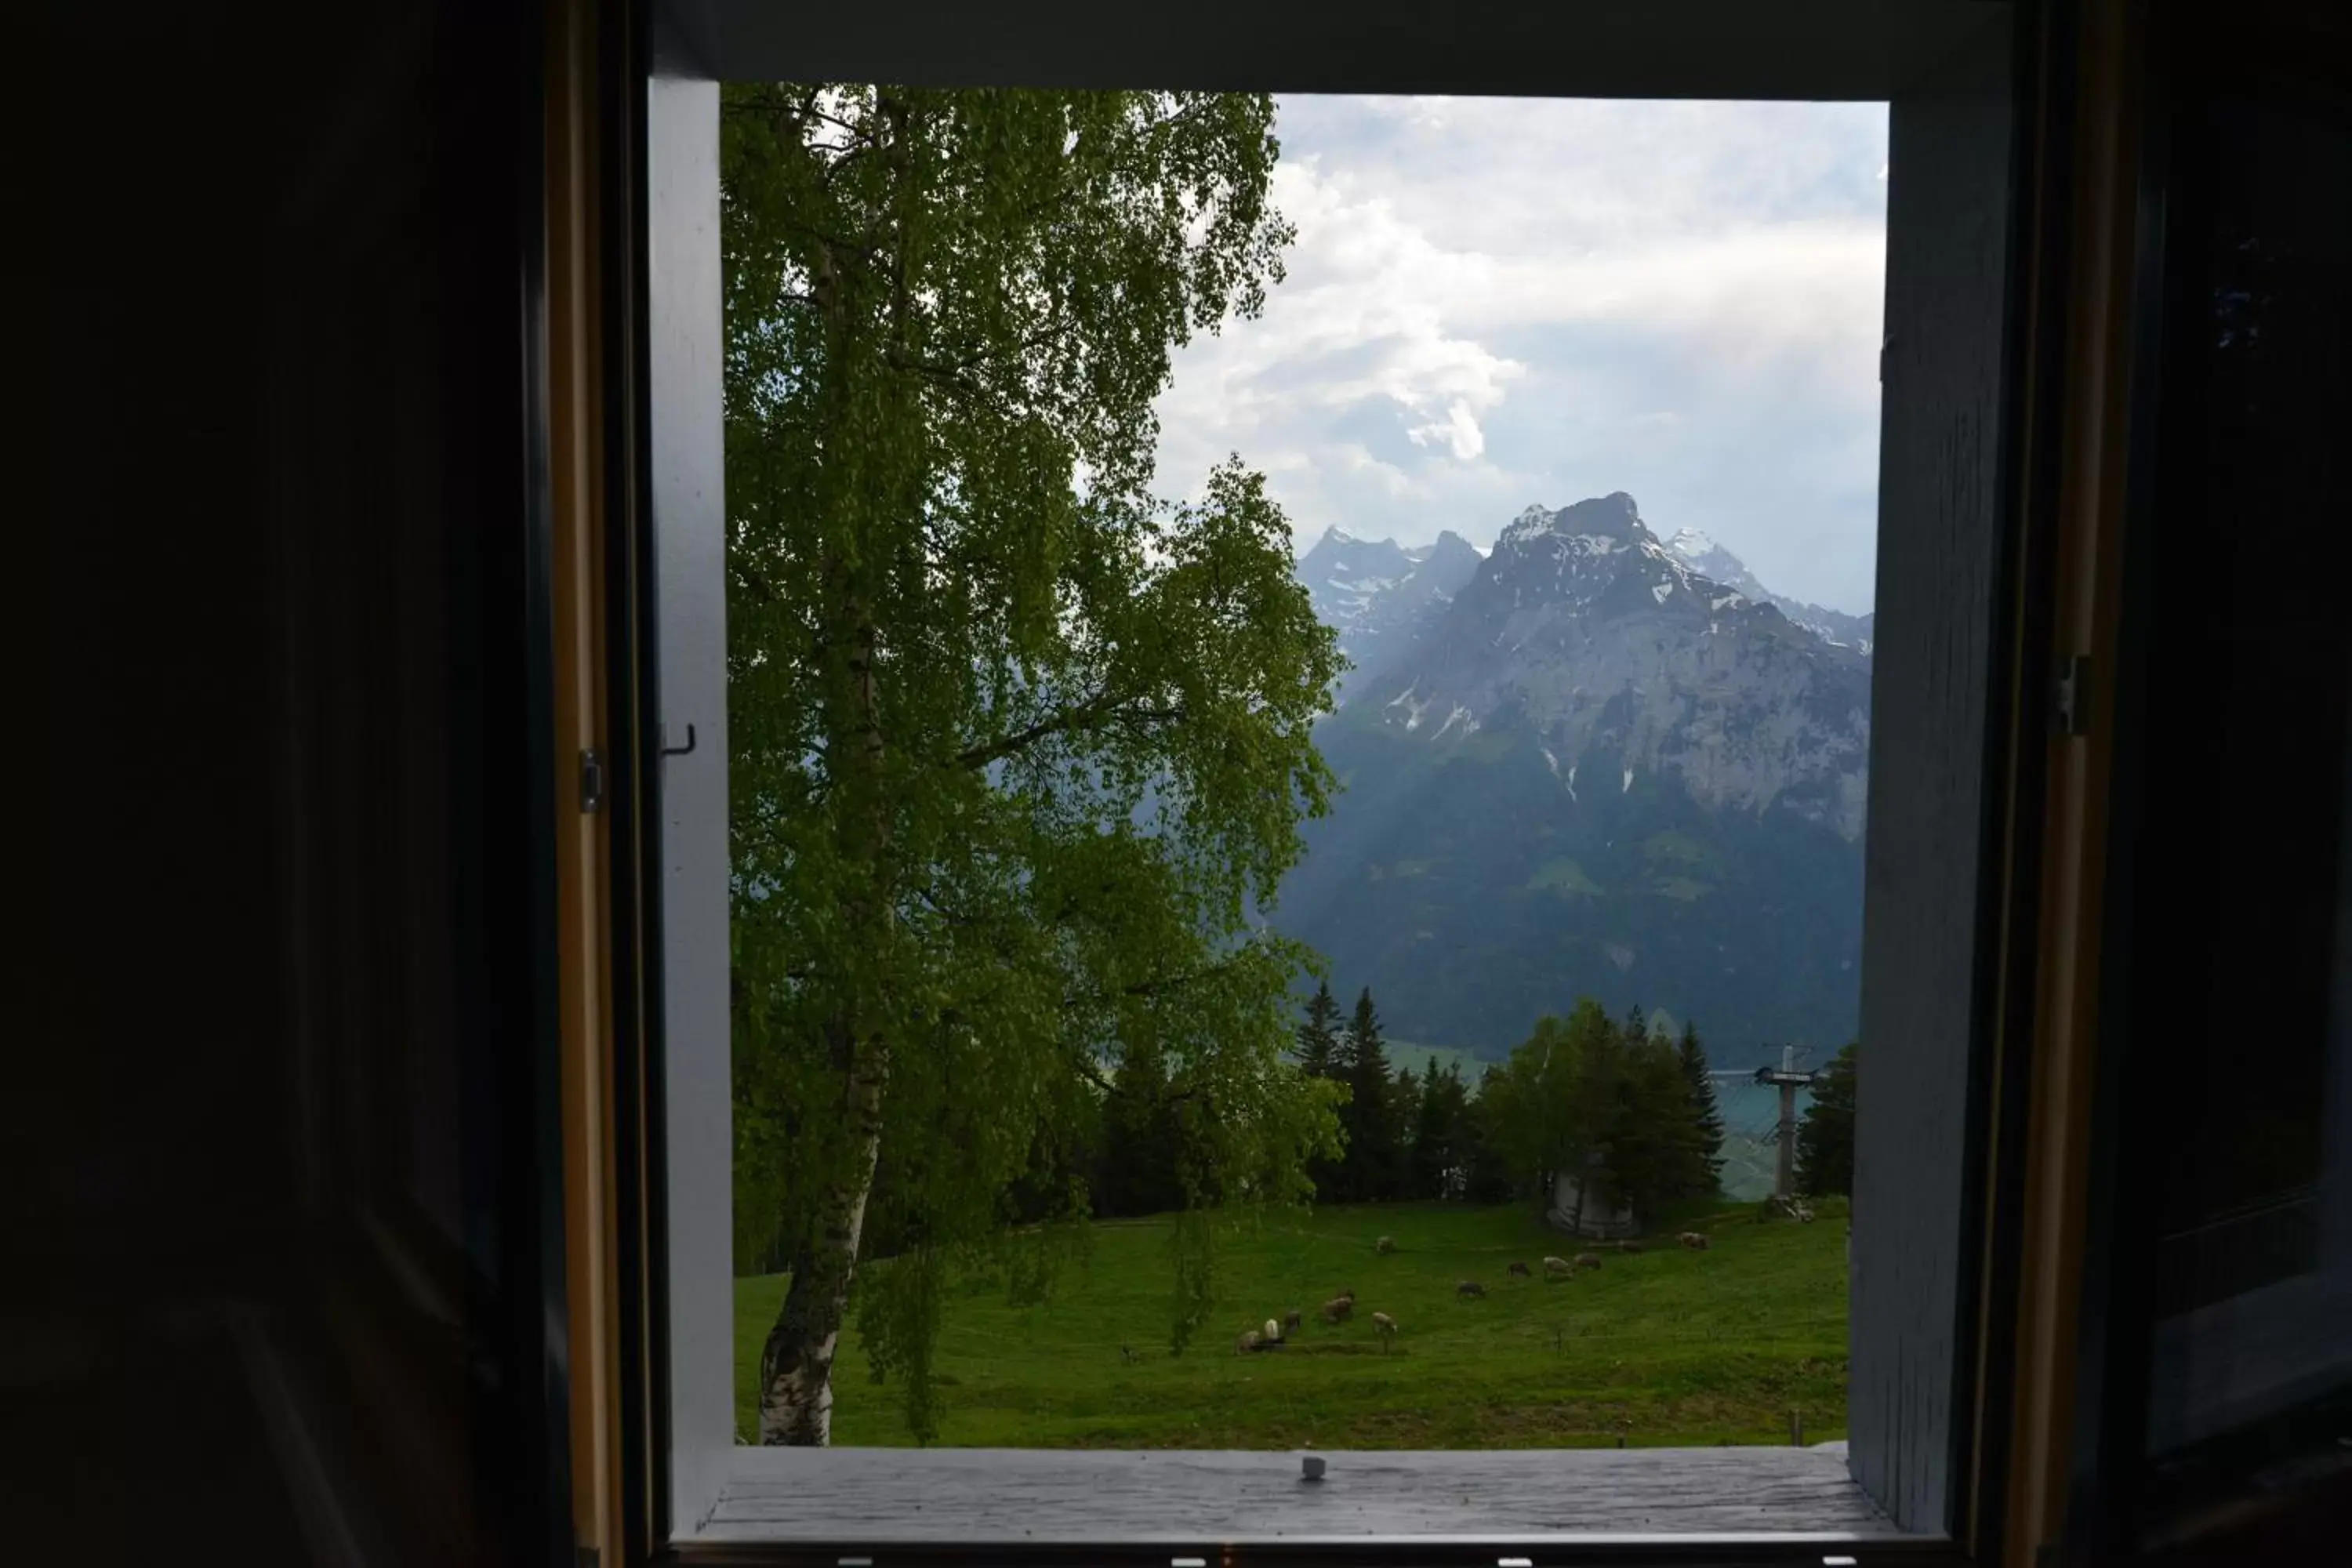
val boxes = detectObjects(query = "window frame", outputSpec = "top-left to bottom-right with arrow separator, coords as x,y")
598,2 -> 2063,1559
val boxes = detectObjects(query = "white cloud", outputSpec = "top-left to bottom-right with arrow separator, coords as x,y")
1153,95 -> 1889,613
1410,400 -> 1488,461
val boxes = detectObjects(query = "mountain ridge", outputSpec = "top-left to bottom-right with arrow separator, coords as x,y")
1279,493 -> 1870,1062
1659,527 -> 1875,653
1298,524 -> 1484,702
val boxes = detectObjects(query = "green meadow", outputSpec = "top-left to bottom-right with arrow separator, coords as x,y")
736,1198 -> 1849,1449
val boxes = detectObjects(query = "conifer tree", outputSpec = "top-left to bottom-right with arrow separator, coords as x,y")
1413,1061 -> 1473,1199
1485,1000 -> 1726,1227
1461,1065 -> 1514,1203
1391,1063 -> 1419,1201
1337,988 -> 1394,1203
1676,1021 -> 1726,1198
1293,982 -> 1351,1201
1098,1046 -> 1185,1218
1294,980 -> 1341,1079
1797,1040 -> 1859,1198
1412,1065 -> 1443,1198
1606,1023 -> 1705,1222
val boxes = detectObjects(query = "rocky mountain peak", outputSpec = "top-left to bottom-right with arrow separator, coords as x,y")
1362,494 -> 1870,842
1502,492 -> 1646,547
1423,528 -> 1481,560
1300,523 -> 1489,702
1279,492 -> 1875,1062
1296,529 -> 1414,624
1658,527 -> 1875,653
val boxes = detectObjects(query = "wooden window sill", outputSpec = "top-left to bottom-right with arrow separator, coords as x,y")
691,1443 -> 1903,1544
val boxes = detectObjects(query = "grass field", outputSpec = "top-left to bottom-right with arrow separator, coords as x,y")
735,1198 -> 1849,1449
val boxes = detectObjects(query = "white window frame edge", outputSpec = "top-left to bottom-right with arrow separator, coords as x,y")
648,33 -> 735,1537
641,0 -> 2026,1546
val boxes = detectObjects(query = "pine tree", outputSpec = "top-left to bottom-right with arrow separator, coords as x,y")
1483,1000 -> 1726,1229
1294,980 -> 1341,1079
1460,1065 -> 1514,1203
1413,1061 -> 1474,1200
1606,1024 -> 1706,1223
1097,1047 -> 1185,1218
1797,1040 -> 1859,1198
1412,1065 -> 1445,1199
1294,982 -> 1351,1202
1391,1064 -> 1419,1201
1677,1021 -> 1726,1198
1337,988 -> 1395,1203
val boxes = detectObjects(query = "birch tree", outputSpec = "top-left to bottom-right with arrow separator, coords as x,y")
721,84 -> 1341,1445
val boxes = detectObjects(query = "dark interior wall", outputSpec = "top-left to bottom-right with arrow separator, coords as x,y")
2077,0 -> 2352,1552
663,0 -> 1998,97
20,3 -> 567,1563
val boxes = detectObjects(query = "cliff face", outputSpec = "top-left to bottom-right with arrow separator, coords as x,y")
1358,493 -> 1869,840
1295,525 -> 1484,702
1661,526 -> 1875,655
1279,494 -> 1873,1060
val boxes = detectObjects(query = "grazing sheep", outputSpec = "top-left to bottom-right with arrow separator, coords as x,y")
1456,1280 -> 1486,1298
1507,1261 -> 1531,1278
1321,1295 -> 1355,1324
1678,1231 -> 1711,1250
1120,1344 -> 1138,1364
1283,1309 -> 1302,1334
1371,1311 -> 1398,1352
1542,1255 -> 1573,1279
1264,1317 -> 1283,1345
1574,1252 -> 1603,1272
1236,1329 -> 1262,1355
1617,1240 -> 1643,1254
1375,1235 -> 1395,1254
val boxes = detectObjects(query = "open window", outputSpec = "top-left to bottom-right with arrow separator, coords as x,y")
619,0 -> 2033,1557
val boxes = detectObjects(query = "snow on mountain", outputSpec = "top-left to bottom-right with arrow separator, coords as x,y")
1290,499 -> 1875,826
1661,527 -> 1874,655
1278,492 -> 1873,1059
1295,524 -> 1483,701
1356,492 -> 1871,840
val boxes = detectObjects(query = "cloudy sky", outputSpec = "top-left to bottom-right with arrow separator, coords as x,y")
1152,95 -> 1889,615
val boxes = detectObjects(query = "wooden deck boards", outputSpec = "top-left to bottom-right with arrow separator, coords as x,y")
701,1443 -> 1900,1542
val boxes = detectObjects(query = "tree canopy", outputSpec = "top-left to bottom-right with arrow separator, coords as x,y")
1675,1021 -> 1726,1197
1294,979 -> 1341,1080
1480,998 -> 1719,1226
1334,987 -> 1398,1201
722,83 -> 1341,1443
1797,1040 -> 1858,1199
